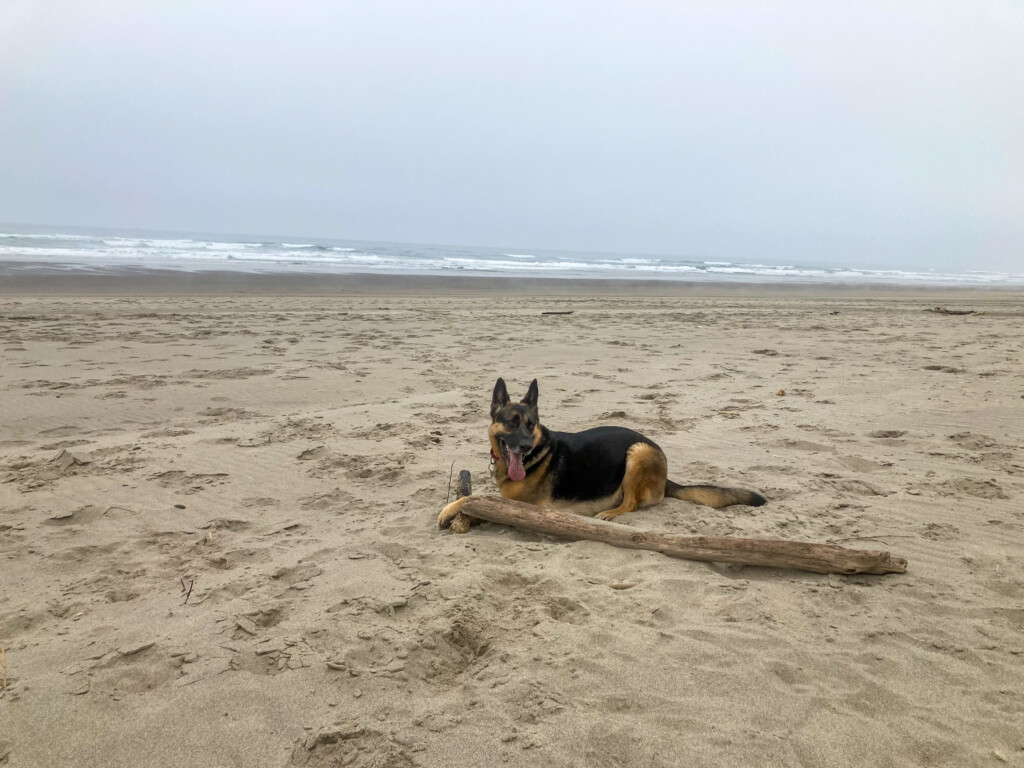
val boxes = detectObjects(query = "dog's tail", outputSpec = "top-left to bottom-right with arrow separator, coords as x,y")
664,480 -> 766,510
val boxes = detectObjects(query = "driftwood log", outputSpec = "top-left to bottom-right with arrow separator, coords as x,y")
447,470 -> 474,534
455,483 -> 907,576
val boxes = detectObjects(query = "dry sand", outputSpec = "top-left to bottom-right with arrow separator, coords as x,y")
1,274 -> 1022,767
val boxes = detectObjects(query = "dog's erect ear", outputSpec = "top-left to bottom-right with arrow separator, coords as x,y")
521,379 -> 539,410
491,378 -> 510,418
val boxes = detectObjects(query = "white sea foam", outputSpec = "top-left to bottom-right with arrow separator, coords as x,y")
2,230 -> 1022,285
0,232 -> 95,241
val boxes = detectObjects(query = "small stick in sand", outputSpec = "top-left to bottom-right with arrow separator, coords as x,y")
444,460 -> 456,505
183,579 -> 194,604
2,647 -> 7,690
541,311 -> 574,315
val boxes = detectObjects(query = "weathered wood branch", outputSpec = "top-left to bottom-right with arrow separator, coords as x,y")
924,306 -> 977,316
456,469 -> 472,499
460,495 -> 907,575
448,470 -> 474,534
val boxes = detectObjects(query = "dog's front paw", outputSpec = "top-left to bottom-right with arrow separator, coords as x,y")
438,496 -> 470,530
595,509 -> 622,522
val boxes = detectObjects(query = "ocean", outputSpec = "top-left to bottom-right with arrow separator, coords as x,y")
1,226 -> 1020,286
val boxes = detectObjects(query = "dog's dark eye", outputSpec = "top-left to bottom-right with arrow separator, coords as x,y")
525,420 -> 534,430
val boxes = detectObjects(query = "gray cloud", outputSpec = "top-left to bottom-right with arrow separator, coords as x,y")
1,1 -> 1022,270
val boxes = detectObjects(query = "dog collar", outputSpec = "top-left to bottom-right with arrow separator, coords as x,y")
489,448 -> 498,465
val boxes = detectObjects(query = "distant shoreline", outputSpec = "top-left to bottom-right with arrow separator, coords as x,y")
4,228 -> 1022,287
2,261 -> 1022,298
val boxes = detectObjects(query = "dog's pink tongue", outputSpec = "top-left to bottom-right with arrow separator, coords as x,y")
507,451 -> 526,482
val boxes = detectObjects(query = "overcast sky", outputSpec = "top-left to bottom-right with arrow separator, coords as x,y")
1,2 -> 1022,270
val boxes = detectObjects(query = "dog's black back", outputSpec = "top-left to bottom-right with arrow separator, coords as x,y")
543,426 -> 659,501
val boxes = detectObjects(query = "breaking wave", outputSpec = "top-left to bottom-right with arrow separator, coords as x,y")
1,229 -> 1021,285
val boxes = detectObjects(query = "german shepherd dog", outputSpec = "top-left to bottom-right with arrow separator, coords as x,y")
438,378 -> 766,531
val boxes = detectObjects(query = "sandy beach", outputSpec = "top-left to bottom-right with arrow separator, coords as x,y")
1,273 -> 1022,767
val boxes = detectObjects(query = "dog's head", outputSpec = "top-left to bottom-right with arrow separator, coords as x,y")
489,378 -> 541,482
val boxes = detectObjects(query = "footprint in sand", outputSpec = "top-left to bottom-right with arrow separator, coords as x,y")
298,487 -> 357,509
200,517 -> 253,531
240,497 -> 279,508
818,477 -> 889,497
45,505 -> 134,525
291,724 -> 416,768
206,548 -> 271,571
232,604 -> 288,639
198,407 -> 255,422
948,432 -> 1000,451
834,456 -> 892,473
68,642 -> 179,696
936,478 -> 1009,499
775,439 -> 835,453
150,470 -> 229,494
271,562 -> 324,594
229,639 -> 312,677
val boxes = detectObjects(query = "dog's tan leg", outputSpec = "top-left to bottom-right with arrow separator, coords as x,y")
438,495 -> 475,532
594,492 -> 639,521
595,443 -> 668,521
